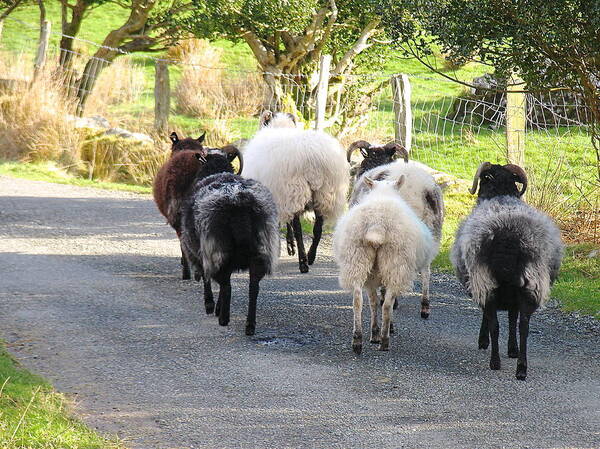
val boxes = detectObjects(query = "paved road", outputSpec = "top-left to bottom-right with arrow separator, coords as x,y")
0,176 -> 599,449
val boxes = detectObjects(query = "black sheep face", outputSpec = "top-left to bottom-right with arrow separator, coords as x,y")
356,148 -> 397,178
477,164 -> 524,201
169,132 -> 207,154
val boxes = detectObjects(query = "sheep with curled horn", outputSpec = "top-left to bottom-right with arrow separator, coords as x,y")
451,161 -> 563,380
346,140 -> 409,181
180,144 -> 279,335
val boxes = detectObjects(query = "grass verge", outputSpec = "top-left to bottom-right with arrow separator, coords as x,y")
0,160 -> 151,194
0,342 -> 122,448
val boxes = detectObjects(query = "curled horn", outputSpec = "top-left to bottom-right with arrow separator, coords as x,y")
503,163 -> 528,196
221,145 -> 244,175
383,142 -> 409,163
469,161 -> 492,194
346,140 -> 371,162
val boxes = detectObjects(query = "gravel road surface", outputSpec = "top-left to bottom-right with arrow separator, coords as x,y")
0,176 -> 598,449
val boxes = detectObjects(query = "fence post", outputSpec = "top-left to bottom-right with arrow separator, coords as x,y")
506,76 -> 526,166
315,54 -> 332,131
33,20 -> 51,80
390,74 -> 412,151
154,60 -> 170,134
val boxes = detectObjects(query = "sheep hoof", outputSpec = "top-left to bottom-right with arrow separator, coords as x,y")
516,363 -> 527,380
508,347 -> 519,358
378,338 -> 389,351
299,262 -> 309,273
393,298 -> 399,310
389,322 -> 394,335
490,357 -> 501,370
182,271 -> 191,280
286,244 -> 295,256
307,249 -> 316,265
420,306 -> 430,319
218,316 -> 229,327
478,337 -> 489,350
352,343 -> 362,354
194,270 -> 202,282
205,301 -> 215,315
245,324 -> 255,336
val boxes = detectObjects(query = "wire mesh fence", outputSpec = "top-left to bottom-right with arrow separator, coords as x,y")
0,19 -> 597,241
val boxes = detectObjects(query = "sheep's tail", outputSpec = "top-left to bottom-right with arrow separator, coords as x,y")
480,229 -> 530,286
364,224 -> 385,248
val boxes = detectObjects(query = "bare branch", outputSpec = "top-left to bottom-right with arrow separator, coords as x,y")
332,18 -> 381,76
0,0 -> 25,21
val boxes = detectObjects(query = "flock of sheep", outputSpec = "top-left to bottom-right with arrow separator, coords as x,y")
153,111 -> 564,381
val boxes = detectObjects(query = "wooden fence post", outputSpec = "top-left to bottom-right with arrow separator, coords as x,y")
506,76 -> 526,166
154,60 -> 170,134
33,20 -> 51,80
390,73 -> 412,151
314,54 -> 332,131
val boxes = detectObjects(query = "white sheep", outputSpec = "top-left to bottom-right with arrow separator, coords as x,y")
334,176 -> 436,354
242,111 -> 350,273
350,159 -> 444,318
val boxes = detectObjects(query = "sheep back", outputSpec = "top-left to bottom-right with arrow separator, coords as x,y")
351,160 -> 444,242
451,196 -> 563,307
153,150 -> 203,232
242,128 -> 350,223
181,173 -> 280,279
334,195 -> 435,293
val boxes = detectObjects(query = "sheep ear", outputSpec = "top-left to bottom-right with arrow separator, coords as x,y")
286,112 -> 297,124
395,174 -> 406,189
364,177 -> 375,189
197,132 -> 206,143
194,152 -> 206,164
169,132 -> 178,143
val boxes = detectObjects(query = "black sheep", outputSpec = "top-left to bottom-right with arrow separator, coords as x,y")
180,149 -> 279,336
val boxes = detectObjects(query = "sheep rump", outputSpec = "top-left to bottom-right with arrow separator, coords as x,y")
451,195 -> 563,308
242,127 -> 349,224
181,173 -> 279,280
335,195 -> 434,293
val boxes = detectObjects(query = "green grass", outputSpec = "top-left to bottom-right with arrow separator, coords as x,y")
0,161 -> 151,194
0,342 -> 122,448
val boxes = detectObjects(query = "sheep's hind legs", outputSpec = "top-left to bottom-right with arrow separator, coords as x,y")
484,304 -> 501,370
292,215 -> 309,273
203,278 -> 215,315
215,271 -> 232,327
380,286 -> 398,310
352,286 -> 363,354
180,241 -> 191,280
307,214 -> 324,265
379,289 -> 395,351
508,309 -> 519,358
516,299 -> 536,381
478,315 -> 489,349
367,287 -> 380,344
420,266 -> 431,319
246,260 -> 267,336
285,223 -> 295,256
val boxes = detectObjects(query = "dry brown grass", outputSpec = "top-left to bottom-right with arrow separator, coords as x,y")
0,53 -> 83,162
85,58 -> 146,114
174,39 -> 262,119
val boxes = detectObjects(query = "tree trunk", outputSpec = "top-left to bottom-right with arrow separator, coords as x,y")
59,0 -> 88,69
74,0 -> 157,116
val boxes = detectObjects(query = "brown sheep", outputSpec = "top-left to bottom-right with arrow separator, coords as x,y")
153,132 -> 207,280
